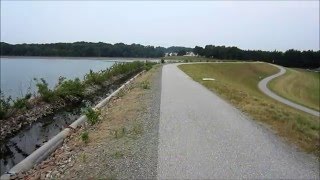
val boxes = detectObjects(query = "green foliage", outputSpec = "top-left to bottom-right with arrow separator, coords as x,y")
144,61 -> 156,71
85,108 -> 100,125
161,58 -> 165,63
0,91 -> 11,119
81,131 -> 89,144
1,42 -> 165,58
177,50 -> 187,56
194,45 -> 320,68
35,78 -> 57,102
13,98 -> 28,109
84,69 -> 106,85
56,78 -> 85,99
84,61 -> 145,86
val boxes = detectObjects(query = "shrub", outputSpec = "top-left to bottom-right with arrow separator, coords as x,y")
13,98 -> 28,109
84,70 -> 106,85
13,93 -> 32,109
161,58 -> 165,63
0,92 -> 11,119
35,78 -> 57,102
56,78 -> 85,99
85,108 -> 100,125
144,61 -> 156,71
81,131 -> 89,144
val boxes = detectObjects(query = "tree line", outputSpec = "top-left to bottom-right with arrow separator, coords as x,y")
194,45 -> 320,68
1,42 -> 319,68
0,42 -> 166,58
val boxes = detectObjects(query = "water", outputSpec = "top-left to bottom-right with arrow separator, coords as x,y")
0,57 -> 116,99
0,57 -> 150,175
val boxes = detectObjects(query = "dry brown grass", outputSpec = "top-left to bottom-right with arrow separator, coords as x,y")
87,65 -> 159,143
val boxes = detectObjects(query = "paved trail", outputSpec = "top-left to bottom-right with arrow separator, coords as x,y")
258,64 -> 319,117
157,64 -> 319,179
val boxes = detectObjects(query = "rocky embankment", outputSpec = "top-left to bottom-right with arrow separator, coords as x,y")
0,70 -> 141,142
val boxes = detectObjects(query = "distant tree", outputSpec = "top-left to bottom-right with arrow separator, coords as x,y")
194,44 -> 320,68
177,50 -> 187,56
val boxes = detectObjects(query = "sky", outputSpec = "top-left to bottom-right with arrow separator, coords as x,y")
1,1 -> 319,51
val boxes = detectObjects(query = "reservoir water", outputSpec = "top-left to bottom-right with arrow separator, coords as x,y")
0,57 -> 116,99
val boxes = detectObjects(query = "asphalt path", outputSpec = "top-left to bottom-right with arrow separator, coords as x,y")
258,64 -> 319,117
157,63 -> 319,179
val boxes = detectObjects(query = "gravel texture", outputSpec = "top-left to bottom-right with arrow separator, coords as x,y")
158,63 -> 320,179
258,63 -> 319,117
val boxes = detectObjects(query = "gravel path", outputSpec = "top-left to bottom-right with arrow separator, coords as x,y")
157,63 -> 319,179
258,64 -> 319,117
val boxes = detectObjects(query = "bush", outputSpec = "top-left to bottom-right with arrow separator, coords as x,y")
85,108 -> 100,125
84,61 -> 145,86
81,131 -> 89,144
84,70 -> 106,85
35,78 -> 57,102
161,59 -> 165,63
13,93 -> 32,109
0,92 -> 11,119
56,78 -> 85,99
13,98 -> 28,109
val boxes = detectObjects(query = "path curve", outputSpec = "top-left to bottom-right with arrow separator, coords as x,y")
258,64 -> 319,117
157,63 -> 319,179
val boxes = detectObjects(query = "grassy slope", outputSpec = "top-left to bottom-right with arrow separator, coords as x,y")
269,68 -> 320,111
165,56 -> 220,62
179,62 -> 320,155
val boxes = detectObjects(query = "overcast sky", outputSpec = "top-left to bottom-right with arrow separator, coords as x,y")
1,1 -> 319,51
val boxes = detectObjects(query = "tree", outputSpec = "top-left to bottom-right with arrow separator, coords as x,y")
177,50 -> 187,56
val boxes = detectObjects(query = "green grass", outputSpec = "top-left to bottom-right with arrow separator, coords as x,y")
165,56 -> 213,62
164,56 -> 244,62
179,62 -> 320,155
269,68 -> 320,111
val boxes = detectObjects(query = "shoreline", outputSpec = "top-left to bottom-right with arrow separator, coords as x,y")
0,56 -> 161,61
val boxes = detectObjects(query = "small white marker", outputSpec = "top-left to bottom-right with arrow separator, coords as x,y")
202,78 -> 215,81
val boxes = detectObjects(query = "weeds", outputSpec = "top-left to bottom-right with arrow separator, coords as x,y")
85,108 -> 101,125
114,127 -> 126,139
113,151 -> 124,159
81,131 -> 89,144
132,123 -> 143,135
56,78 -> 85,99
80,153 -> 87,162
140,81 -> 150,89
34,78 -> 57,102
0,91 -> 11,119
13,94 -> 31,109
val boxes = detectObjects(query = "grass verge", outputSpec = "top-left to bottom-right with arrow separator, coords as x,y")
268,68 -> 320,111
179,62 -> 320,155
